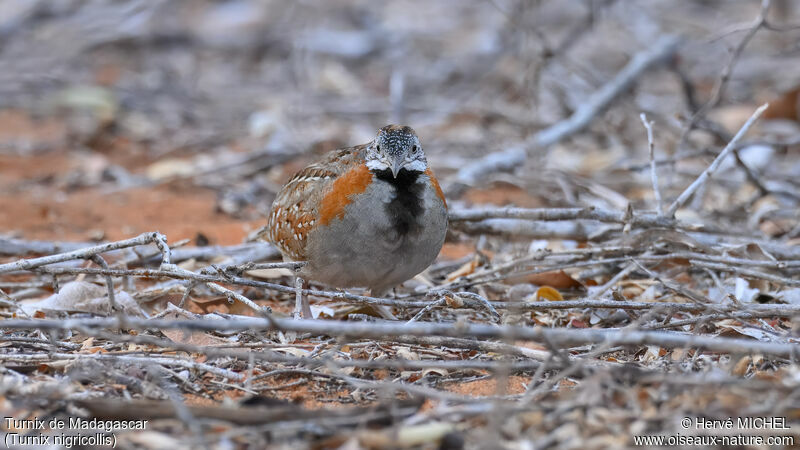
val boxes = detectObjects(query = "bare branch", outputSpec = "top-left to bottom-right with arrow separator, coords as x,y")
3,316 -> 799,359
0,232 -> 170,274
206,282 -> 272,316
0,352 -> 244,381
639,113 -> 663,214
531,35 -> 680,149
667,103 -> 769,216
685,0 -> 771,128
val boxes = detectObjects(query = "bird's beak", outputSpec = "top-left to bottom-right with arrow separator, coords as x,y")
391,158 -> 402,178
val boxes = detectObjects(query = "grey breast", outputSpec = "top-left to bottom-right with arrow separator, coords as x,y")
304,172 -> 446,291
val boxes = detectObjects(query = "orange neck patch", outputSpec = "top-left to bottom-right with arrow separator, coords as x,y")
319,164 -> 374,226
425,167 -> 447,208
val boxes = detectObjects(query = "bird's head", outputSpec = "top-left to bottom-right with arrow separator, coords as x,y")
365,125 -> 426,178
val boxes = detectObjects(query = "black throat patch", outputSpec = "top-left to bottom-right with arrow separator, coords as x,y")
372,168 -> 424,237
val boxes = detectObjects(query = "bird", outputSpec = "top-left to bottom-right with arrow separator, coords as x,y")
263,125 -> 448,319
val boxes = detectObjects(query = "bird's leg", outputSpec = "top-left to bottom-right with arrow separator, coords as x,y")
294,274 -> 312,319
369,288 -> 397,320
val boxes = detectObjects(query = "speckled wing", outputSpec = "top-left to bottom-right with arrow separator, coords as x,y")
264,144 -> 367,261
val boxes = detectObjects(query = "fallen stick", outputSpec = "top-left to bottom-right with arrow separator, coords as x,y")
447,206 -> 741,236
0,237 -> 92,256
12,264 -> 800,315
0,232 -> 172,274
0,351 -> 243,381
3,316 -> 799,358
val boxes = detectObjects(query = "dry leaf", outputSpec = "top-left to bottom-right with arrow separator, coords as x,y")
463,181 -> 542,207
310,305 -> 335,319
444,294 -> 464,308
20,281 -> 145,317
160,312 -> 229,346
568,318 -> 588,328
162,329 -> 229,346
421,368 -> 448,377
445,257 -> 480,282
719,325 -> 774,342
246,268 -> 296,279
640,345 -> 662,362
532,286 -> 563,301
340,304 -> 392,319
439,242 -> 475,260
402,371 -> 421,382
273,347 -> 311,357
396,347 -> 420,361
513,270 -> 583,290
763,87 -> 800,122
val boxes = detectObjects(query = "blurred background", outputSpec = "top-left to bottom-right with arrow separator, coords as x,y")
0,0 -> 799,245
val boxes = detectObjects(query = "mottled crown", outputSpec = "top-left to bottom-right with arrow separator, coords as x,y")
366,124 -> 426,176
375,125 -> 418,155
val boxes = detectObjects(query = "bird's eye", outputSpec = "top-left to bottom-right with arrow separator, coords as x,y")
411,145 -> 418,153
376,144 -> 380,152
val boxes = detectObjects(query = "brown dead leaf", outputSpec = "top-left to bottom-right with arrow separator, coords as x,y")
403,371 -> 421,382
439,242 -> 474,260
444,294 -> 464,308
639,345 -> 662,362
463,181 -> 543,207
160,312 -> 229,346
622,285 -> 644,299
568,318 -> 588,328
763,87 -> 800,122
532,286 -> 563,301
339,304 -> 391,319
421,368 -> 448,378
446,257 -> 480,282
511,270 -> 583,290
186,296 -> 232,315
162,329 -> 229,346
722,325 -> 775,341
